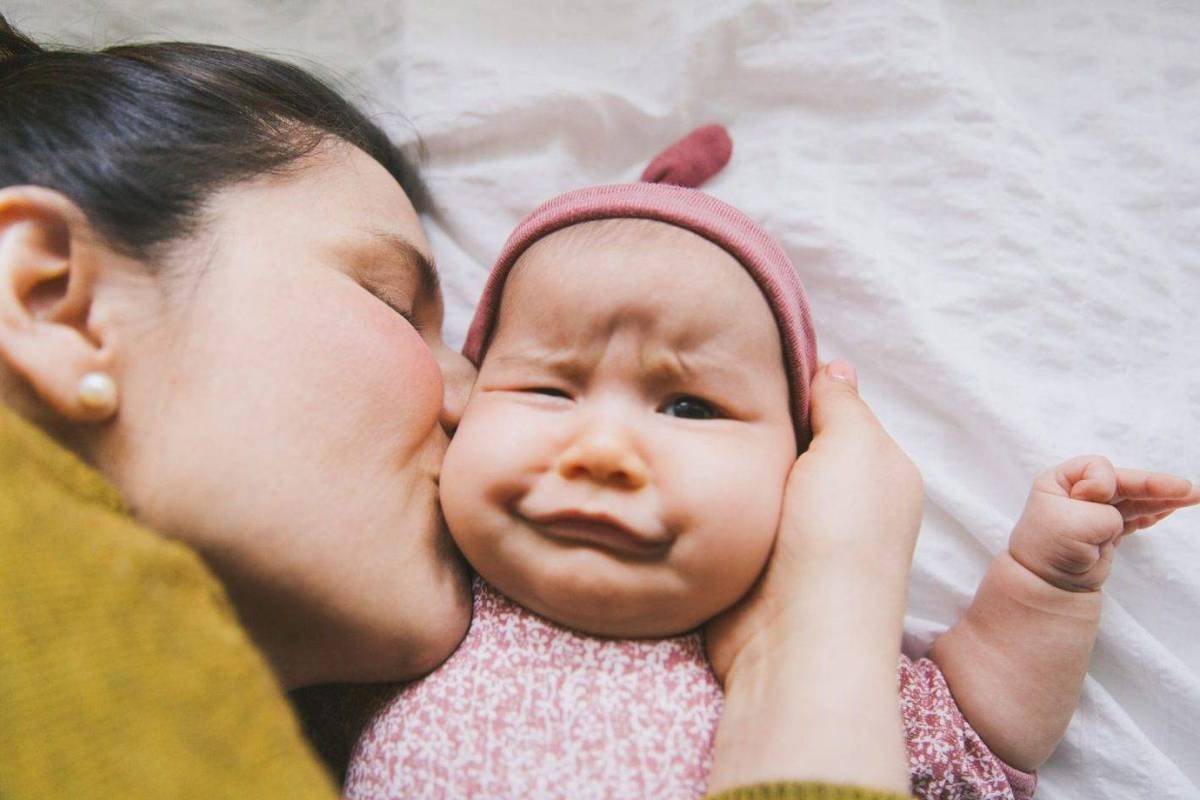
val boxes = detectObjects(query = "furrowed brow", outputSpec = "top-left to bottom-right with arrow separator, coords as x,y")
641,348 -> 691,384
491,350 -> 590,382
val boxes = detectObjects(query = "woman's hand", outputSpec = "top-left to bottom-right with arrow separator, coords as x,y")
705,359 -> 923,682
704,360 -> 923,795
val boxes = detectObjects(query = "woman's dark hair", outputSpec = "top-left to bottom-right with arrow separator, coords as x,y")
0,14 -> 424,261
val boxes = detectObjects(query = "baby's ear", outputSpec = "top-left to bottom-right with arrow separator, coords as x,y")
0,186 -> 119,422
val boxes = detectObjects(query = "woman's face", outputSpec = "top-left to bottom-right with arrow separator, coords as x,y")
97,143 -> 475,687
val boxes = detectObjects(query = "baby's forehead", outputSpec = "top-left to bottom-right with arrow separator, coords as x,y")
532,217 -> 712,261
547,217 -> 686,249
489,217 -> 785,366
505,218 -> 754,304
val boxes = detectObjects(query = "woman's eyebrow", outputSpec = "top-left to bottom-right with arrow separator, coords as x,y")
364,229 -> 441,297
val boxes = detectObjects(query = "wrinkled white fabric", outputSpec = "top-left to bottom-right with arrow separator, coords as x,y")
18,2 -> 1200,797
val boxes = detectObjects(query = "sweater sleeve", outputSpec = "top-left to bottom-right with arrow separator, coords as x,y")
707,781 -> 917,800
0,408 -> 338,800
899,656 -> 1037,800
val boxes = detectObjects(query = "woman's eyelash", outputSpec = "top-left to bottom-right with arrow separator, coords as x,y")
386,300 -> 418,326
366,285 -> 420,330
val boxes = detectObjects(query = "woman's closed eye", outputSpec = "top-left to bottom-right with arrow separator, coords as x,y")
364,283 -> 421,330
659,395 -> 719,420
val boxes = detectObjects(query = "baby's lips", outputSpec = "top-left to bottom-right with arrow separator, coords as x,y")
520,505 -> 672,550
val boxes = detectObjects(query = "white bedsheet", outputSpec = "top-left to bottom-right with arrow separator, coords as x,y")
16,2 -> 1199,797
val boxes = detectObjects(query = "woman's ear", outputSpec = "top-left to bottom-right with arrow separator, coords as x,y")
0,186 -> 120,422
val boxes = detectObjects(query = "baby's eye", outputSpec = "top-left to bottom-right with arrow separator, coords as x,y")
660,395 -> 718,420
528,387 -> 571,399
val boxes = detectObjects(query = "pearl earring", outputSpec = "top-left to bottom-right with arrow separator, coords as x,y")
77,372 -> 118,414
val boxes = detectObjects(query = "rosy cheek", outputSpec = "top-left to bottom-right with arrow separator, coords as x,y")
447,398 -> 536,499
440,407 -> 504,548
390,322 -> 444,412
308,289 -> 445,445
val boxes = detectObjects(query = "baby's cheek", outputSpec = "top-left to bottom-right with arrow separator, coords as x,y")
439,399 -> 529,553
439,422 -> 492,555
683,455 -> 786,604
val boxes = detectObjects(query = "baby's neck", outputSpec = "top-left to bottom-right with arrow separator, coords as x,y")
471,574 -> 708,646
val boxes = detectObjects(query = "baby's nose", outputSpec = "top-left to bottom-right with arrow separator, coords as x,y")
557,429 -> 648,490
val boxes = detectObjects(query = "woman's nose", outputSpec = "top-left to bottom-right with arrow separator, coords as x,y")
435,344 -> 476,435
556,426 -> 648,490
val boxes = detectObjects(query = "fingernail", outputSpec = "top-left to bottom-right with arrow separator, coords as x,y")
828,359 -> 857,385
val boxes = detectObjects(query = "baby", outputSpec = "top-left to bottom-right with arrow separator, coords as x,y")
345,128 -> 1198,799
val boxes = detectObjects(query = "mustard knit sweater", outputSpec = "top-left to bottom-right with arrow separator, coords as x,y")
0,404 -> 912,800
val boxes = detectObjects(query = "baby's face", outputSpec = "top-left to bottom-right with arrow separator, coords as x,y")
441,219 -> 796,637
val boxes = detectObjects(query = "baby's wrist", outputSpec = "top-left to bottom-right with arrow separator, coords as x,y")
1008,519 -> 1108,594
989,551 -> 1104,619
1011,552 -> 1104,596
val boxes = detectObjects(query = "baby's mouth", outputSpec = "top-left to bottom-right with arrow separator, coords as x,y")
523,510 -> 672,559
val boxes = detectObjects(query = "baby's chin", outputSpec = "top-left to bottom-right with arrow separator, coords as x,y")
479,547 -> 735,639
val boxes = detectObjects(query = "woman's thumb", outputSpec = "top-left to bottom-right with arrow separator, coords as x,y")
825,359 -> 858,390
808,359 -> 869,436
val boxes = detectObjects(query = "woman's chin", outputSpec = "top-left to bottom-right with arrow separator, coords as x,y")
388,555 -> 473,681
270,546 -> 472,689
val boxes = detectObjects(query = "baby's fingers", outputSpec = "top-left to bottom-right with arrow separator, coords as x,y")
1115,491 -> 1200,519
1059,455 -> 1118,502
1122,509 -> 1176,536
1112,469 -> 1195,502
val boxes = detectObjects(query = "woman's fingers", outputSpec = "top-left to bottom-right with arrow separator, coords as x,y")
807,360 -> 864,434
806,359 -> 893,448
825,358 -> 858,388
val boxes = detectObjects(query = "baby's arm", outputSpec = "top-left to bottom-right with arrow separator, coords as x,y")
928,456 -> 1199,772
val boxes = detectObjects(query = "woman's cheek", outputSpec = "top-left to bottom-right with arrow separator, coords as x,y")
322,293 -> 445,449
387,322 -> 445,427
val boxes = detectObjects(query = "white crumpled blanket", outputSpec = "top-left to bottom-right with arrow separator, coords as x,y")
21,1 -> 1199,797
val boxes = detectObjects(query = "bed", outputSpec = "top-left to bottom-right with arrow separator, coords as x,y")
15,1 -> 1198,797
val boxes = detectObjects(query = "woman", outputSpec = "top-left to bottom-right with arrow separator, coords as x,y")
0,15 -> 922,799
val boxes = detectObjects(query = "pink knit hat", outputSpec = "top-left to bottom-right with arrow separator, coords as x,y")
463,126 -> 819,449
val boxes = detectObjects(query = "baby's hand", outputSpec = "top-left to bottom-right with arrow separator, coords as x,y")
1009,455 -> 1200,592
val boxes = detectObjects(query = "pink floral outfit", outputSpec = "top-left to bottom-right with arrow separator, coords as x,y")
345,578 -> 1036,800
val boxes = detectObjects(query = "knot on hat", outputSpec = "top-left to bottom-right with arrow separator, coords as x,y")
639,125 -> 733,188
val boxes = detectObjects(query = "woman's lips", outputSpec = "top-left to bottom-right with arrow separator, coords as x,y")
525,511 -> 671,559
